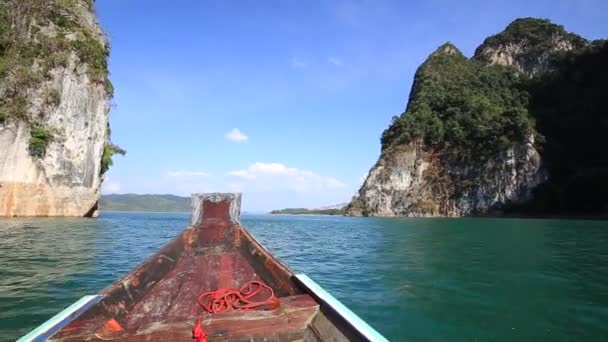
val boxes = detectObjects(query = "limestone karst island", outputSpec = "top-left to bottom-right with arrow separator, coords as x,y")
0,0 -> 122,217
1,1 -> 607,342
346,19 -> 607,218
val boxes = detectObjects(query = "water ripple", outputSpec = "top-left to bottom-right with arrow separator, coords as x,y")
1,213 -> 607,341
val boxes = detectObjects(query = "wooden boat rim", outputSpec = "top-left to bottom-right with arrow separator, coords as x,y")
18,193 -> 390,342
295,274 -> 389,342
17,295 -> 102,342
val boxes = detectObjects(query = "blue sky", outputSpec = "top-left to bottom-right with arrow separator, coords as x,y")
97,0 -> 607,212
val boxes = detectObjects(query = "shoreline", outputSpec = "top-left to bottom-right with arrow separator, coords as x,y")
100,211 -> 607,221
345,213 -> 608,221
101,210 -> 265,215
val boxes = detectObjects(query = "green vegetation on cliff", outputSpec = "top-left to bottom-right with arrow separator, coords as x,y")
28,126 -> 51,157
0,1 -> 113,120
0,0 -> 122,168
381,43 -> 535,161
100,194 -> 190,212
475,18 -> 586,66
101,143 -> 126,174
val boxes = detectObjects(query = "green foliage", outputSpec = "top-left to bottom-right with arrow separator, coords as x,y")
0,0 -> 114,124
35,33 -> 72,77
104,77 -> 114,98
0,3 -> 13,79
0,96 -> 27,123
13,65 -> 43,89
477,18 -> 586,52
42,5 -> 114,95
28,126 -> 51,157
100,145 -> 113,173
0,3 -> 13,55
56,0 -> 76,9
101,143 -> 126,174
0,56 -> 9,78
381,44 -> 536,161
71,30 -> 110,82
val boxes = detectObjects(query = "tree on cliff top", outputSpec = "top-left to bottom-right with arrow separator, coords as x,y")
381,42 -> 535,161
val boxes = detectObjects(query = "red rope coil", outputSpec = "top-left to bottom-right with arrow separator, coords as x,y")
197,280 -> 280,314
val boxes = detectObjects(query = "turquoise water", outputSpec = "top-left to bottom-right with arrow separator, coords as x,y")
1,213 -> 607,341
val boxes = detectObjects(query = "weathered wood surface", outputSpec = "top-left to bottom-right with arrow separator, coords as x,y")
305,311 -> 351,342
50,193 -> 325,342
54,295 -> 318,341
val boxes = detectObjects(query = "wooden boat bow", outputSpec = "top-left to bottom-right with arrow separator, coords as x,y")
19,193 -> 389,342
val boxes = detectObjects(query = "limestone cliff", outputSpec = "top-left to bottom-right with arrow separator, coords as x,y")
346,18 -> 592,217
0,0 -> 119,217
474,18 -> 586,75
347,138 -> 546,217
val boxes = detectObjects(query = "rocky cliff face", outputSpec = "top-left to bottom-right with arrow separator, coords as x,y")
346,18 -> 587,217
474,18 -> 585,75
0,0 -> 114,217
348,138 -> 546,217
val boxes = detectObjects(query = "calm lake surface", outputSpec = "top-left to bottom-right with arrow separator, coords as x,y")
1,212 -> 607,341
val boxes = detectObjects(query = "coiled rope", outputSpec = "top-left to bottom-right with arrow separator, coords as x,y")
198,280 -> 280,313
192,281 -> 280,342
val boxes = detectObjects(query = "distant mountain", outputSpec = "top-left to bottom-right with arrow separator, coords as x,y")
269,204 -> 347,215
100,194 -> 190,212
318,203 -> 349,210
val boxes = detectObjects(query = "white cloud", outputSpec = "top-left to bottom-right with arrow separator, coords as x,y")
225,128 -> 249,142
167,171 -> 210,177
291,57 -> 307,69
101,178 -> 121,194
328,57 -> 344,66
226,169 -> 256,180
227,162 -> 347,193
227,162 -> 297,179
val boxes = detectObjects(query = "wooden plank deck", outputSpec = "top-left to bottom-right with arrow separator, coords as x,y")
52,294 -> 318,341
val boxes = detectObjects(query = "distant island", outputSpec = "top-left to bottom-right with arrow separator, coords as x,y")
270,204 -> 347,215
100,194 -> 189,212
101,195 -> 348,215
